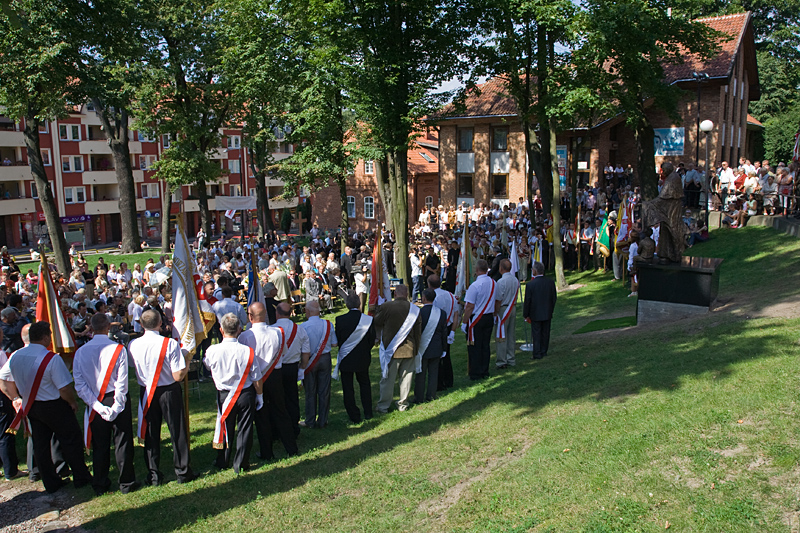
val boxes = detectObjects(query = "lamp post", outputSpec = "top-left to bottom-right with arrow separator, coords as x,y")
692,72 -> 709,164
700,119 -> 714,230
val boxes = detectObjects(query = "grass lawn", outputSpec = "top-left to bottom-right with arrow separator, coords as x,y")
15,226 -> 800,531
16,252 -> 170,276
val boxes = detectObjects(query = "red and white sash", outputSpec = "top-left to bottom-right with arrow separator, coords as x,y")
83,344 -> 124,449
8,351 -> 57,434
415,306 -> 442,373
262,326 -> 285,383
137,338 -> 170,441
332,314 -> 373,380
496,279 -> 520,339
213,347 -> 255,449
304,321 -> 332,377
467,281 -> 495,344
285,323 -> 298,354
436,289 -> 457,325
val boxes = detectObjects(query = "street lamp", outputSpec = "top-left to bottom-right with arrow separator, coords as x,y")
692,72 -> 710,163
700,119 -> 714,230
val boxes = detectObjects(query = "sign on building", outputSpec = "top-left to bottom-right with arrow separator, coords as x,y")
654,127 -> 685,156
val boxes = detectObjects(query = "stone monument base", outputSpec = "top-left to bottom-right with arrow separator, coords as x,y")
636,257 -> 723,324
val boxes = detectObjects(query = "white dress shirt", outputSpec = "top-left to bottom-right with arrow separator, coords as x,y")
129,330 -> 184,387
73,334 -> 129,420
212,297 -> 249,328
433,288 -> 457,326
301,316 -> 338,355
0,343 -> 72,401
495,272 -> 518,311
465,274 -> 496,317
204,338 -> 261,391
239,322 -> 283,371
274,317 -> 310,365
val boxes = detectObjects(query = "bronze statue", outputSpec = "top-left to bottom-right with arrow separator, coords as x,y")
641,162 -> 689,263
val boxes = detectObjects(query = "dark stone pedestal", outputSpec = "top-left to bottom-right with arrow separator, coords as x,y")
636,257 -> 723,324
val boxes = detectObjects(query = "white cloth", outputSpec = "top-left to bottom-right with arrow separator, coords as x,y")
275,317 -> 310,365
73,335 -> 128,420
204,338 -> 260,391
239,322 -> 283,371
333,313 -> 372,380
131,303 -> 143,333
129,330 -> 184,387
433,288 -> 457,325
465,274 -> 496,317
379,305 -> 419,379
415,305 -> 442,373
0,344 -> 72,401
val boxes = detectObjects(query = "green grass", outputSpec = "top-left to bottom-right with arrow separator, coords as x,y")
573,316 -> 637,334
16,252 -> 170,275
10,226 -> 800,532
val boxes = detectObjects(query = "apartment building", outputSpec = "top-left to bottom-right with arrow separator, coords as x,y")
0,106 -> 297,248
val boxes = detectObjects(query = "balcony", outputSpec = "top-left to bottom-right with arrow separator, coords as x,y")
82,169 -> 145,185
79,140 -> 142,155
0,165 -> 32,182
0,198 -> 35,216
84,198 -> 146,215
264,176 -> 285,187
0,130 -> 25,147
210,148 -> 226,160
267,196 -> 299,210
184,198 -> 217,212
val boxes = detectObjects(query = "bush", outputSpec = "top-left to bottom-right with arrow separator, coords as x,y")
280,208 -> 292,233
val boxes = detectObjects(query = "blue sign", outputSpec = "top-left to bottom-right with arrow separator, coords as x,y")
654,127 -> 685,156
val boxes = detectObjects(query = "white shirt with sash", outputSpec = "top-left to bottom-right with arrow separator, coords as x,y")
129,330 -> 184,388
332,310 -> 373,380
495,272 -> 520,339
300,316 -> 337,380
379,304 -> 420,379
433,288 -> 457,326
274,317 -> 310,365
464,274 -> 496,343
415,305 -> 442,373
0,343 -> 71,401
239,322 -> 284,378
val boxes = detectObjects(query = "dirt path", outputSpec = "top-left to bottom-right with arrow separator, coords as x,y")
0,480 -> 90,533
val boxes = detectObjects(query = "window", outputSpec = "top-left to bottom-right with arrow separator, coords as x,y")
249,188 -> 256,197
61,155 -> 83,172
58,123 -> 81,141
364,160 -> 374,174
38,121 -> 48,133
492,174 -> 508,198
137,131 -> 154,142
171,189 -> 181,203
41,149 -> 51,166
228,159 -> 241,174
85,101 -> 95,112
229,184 -> 241,196
492,127 -> 508,151
142,183 -> 160,199
347,196 -> 355,218
364,196 -> 375,219
458,128 -> 473,152
162,134 -> 170,148
425,196 -> 433,210
458,174 -> 473,196
420,152 -> 434,163
139,155 -> 157,170
227,135 -> 241,149
64,186 -> 86,204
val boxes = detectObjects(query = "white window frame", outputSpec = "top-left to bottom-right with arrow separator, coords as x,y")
229,184 -> 242,197
347,196 -> 356,218
364,196 -> 375,219
75,187 -> 86,203
425,196 -> 433,210
58,123 -> 81,141
171,189 -> 181,203
141,183 -> 159,199
137,131 -> 154,142
64,186 -> 86,204
64,187 -> 73,203
162,134 -> 170,148
249,188 -> 256,197
364,160 -> 375,175
61,155 -> 83,172
41,148 -> 52,166
38,121 -> 49,134
228,159 -> 241,174
227,135 -> 241,149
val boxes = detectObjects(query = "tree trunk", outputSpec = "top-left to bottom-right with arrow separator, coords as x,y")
95,103 -> 142,253
386,150 -> 409,285
254,168 -> 269,238
635,109 -> 658,201
549,124 -> 566,289
161,182 -> 171,254
337,173 -> 349,256
197,177 -> 211,237
24,114 -> 70,274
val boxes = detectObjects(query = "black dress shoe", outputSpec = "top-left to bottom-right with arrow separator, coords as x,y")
177,472 -> 197,484
120,480 -> 142,494
73,477 -> 93,489
45,478 -> 69,493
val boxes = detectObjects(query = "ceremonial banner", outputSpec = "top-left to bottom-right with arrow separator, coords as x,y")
596,215 -> 611,257
36,254 -> 76,355
793,131 -> 800,162
172,224 -> 207,356
455,223 -> 471,302
247,246 -> 264,307
368,230 -> 390,312
509,240 -> 519,277
615,200 -> 632,253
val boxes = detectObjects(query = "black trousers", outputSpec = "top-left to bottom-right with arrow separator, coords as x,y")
27,398 -> 92,493
340,369 -> 372,423
255,367 -> 298,458
467,313 -> 494,380
0,392 -> 19,479
303,353 -> 332,428
90,392 -> 136,493
27,434 -> 66,481
214,385 -> 255,473
565,245 -> 577,270
415,357 -> 440,402
530,319 -> 552,359
281,362 -> 301,435
438,339 -> 454,391
139,382 -> 193,484
579,243 -> 592,270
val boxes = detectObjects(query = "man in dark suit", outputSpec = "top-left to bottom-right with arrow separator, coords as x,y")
522,261 -> 557,360
489,245 -> 507,281
414,289 -> 448,403
334,293 -> 376,423
340,247 -> 355,289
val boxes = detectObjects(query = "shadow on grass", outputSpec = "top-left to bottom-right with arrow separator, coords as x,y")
84,310 -> 791,531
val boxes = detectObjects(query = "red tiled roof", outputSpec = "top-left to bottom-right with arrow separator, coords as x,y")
438,75 -> 522,119
408,135 -> 439,175
747,113 -> 763,127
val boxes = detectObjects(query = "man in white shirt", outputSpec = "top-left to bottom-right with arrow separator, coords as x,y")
73,313 -> 138,495
204,313 -> 261,474
129,310 -> 195,486
274,302 -> 310,435
239,303 -> 298,460
0,321 -> 92,493
494,260 -> 518,369
718,161 -> 735,203
212,286 -> 249,328
410,249 -> 423,303
461,259 -> 496,381
300,301 -> 337,429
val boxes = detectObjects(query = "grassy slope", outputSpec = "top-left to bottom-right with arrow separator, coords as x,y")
68,226 -> 799,532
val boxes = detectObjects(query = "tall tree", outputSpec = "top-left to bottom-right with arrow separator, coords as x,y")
0,0 -> 81,274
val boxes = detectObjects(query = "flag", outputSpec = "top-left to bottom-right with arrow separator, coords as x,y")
596,214 -> 610,256
172,224 -> 206,356
368,229 -> 390,311
36,253 -> 76,356
247,243 -> 264,306
225,209 -> 236,220
793,131 -> 800,162
509,239 -> 519,277
455,223 -> 471,302
615,199 -> 632,253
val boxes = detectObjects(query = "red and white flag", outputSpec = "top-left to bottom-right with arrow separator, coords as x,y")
172,225 -> 207,355
36,255 -> 76,356
225,210 -> 236,220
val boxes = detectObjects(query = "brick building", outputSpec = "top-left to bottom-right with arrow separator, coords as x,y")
0,107 -> 297,248
310,130 -> 439,231
437,12 -> 759,207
